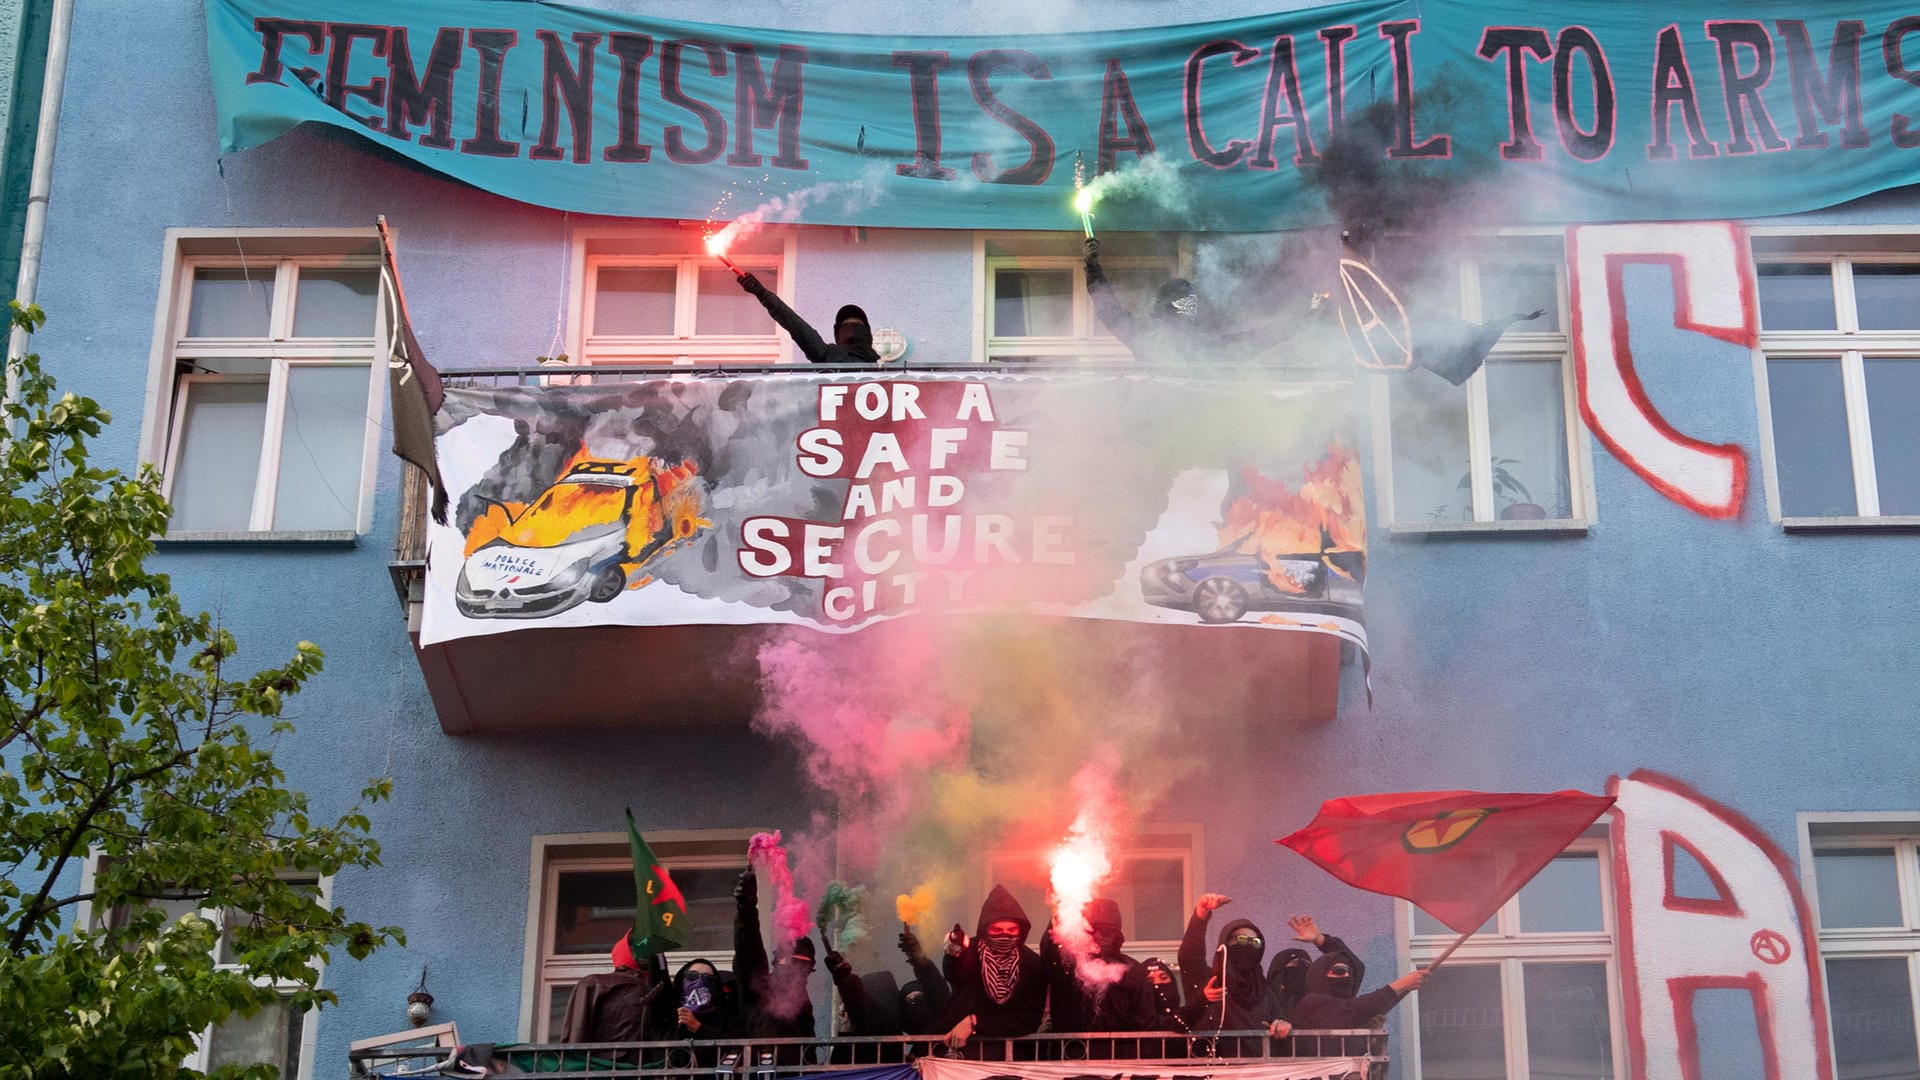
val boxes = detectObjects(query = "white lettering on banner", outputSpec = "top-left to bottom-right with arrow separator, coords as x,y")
1566,223 -> 1755,518
1609,770 -> 1834,1080
916,1056 -> 1375,1080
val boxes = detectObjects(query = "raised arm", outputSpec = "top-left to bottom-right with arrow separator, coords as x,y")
733,870 -> 770,1012
738,272 -> 831,362
1084,238 -> 1140,349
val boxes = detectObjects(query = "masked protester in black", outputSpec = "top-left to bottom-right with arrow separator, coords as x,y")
1177,895 -> 1291,1037
670,959 -> 743,1038
1084,238 -> 1272,366
1263,948 -> 1313,1022
1041,898 -> 1155,1034
1288,942 -> 1429,1030
1141,958 -> 1196,1033
940,884 -> 1048,1048
736,273 -> 881,364
826,949 -> 904,1036
734,869 -> 818,1039
897,927 -> 953,1034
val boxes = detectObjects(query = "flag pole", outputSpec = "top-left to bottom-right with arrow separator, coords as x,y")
1424,926 -> 1476,972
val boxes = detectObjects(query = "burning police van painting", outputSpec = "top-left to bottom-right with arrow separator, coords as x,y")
418,372 -> 1366,656
1140,453 -> 1365,626
453,452 -> 709,619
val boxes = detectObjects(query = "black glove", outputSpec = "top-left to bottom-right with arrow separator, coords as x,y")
737,271 -> 767,295
735,868 -> 758,909
825,949 -> 853,980
1083,237 -> 1105,285
898,929 -> 925,962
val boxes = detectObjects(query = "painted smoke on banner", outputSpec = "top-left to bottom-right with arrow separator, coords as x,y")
416,374 -> 1366,647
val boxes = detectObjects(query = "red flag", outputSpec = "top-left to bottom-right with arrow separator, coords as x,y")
1278,789 -> 1615,935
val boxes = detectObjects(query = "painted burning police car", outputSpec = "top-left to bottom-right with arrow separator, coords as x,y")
454,457 -> 705,619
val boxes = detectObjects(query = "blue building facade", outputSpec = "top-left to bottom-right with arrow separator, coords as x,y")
18,0 -> 1920,1077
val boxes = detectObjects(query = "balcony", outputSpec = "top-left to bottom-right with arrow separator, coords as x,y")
350,1030 -> 1389,1078
390,364 -> 1352,736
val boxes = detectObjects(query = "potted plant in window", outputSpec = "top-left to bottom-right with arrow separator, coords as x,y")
1459,458 -> 1547,520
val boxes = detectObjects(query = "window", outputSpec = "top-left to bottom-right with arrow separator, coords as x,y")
983,825 -> 1199,958
142,230 -> 386,537
569,228 -> 796,366
976,233 -> 1183,364
1752,238 -> 1920,523
1404,842 -> 1624,1080
524,829 -> 761,1041
1806,822 -> 1920,1080
1372,238 -> 1592,529
85,862 -> 325,1080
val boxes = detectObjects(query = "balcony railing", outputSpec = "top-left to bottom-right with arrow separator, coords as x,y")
350,1030 -> 1388,1079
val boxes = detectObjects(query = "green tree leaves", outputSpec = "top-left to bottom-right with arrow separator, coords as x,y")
0,305 -> 402,1079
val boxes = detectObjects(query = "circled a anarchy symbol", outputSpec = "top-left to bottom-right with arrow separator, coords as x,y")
1750,929 -> 1792,964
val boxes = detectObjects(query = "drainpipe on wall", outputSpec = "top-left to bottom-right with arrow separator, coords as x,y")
3,0 -> 71,424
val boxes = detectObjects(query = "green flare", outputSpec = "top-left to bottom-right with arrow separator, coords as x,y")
815,880 -> 869,949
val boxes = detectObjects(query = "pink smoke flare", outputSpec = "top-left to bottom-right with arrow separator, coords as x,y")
748,830 -> 815,952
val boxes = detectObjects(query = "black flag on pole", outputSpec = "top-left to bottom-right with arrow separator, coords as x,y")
377,217 -> 448,525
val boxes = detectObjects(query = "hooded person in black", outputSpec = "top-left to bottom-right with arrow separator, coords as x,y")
1141,957 -> 1196,1033
939,884 -> 1048,1046
1084,239 -> 1271,366
736,273 -> 882,364
1178,894 -> 1289,1036
897,927 -> 953,1035
1041,898 -> 1155,1033
733,869 -> 818,1039
1263,947 -> 1314,1022
1178,903 -> 1358,1037
1288,940 -> 1428,1030
825,948 -> 904,1036
669,958 -> 743,1038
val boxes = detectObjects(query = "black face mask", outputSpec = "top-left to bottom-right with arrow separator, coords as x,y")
1227,941 -> 1263,969
899,985 -> 936,1035
1325,963 -> 1357,999
837,323 -> 874,351
681,973 -> 717,1014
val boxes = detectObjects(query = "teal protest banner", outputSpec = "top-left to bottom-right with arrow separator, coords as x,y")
209,0 -> 1920,230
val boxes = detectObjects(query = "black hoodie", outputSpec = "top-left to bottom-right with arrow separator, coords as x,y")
1261,948 -> 1314,1022
1289,946 -> 1407,1030
670,959 -> 743,1038
1177,914 -> 1280,1031
739,274 -> 882,364
1040,900 -> 1155,1033
940,884 -> 1047,1037
735,872 -> 816,1038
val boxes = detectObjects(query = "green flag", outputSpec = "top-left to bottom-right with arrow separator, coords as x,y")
626,809 -> 688,959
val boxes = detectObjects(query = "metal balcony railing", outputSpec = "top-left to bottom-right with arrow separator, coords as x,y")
350,1030 -> 1388,1079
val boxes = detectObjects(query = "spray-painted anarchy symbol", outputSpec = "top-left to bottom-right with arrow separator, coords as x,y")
1336,258 -> 1413,372
1750,929 -> 1792,964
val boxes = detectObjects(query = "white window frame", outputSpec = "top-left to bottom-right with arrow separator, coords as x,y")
980,823 -> 1202,960
1798,813 -> 1920,1076
1399,837 -> 1626,1080
971,232 -> 1187,365
520,828 -> 764,1042
1747,230 -> 1920,528
139,228 -> 388,539
77,855 -> 326,1080
566,226 -> 799,366
1370,235 -> 1598,534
